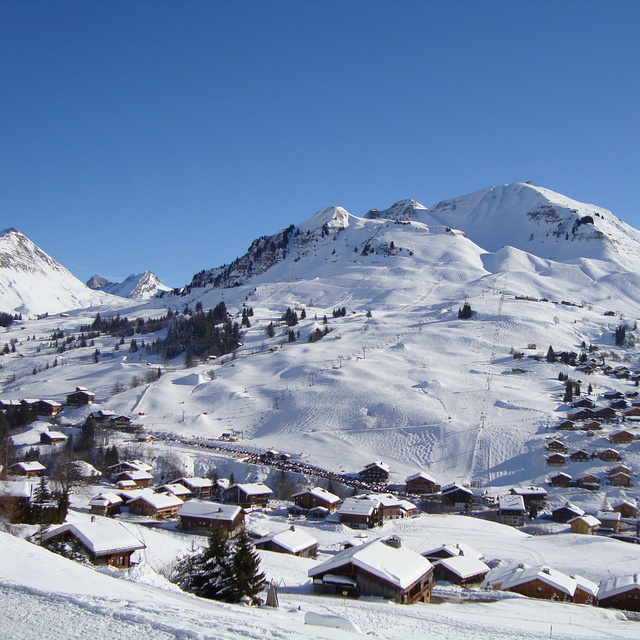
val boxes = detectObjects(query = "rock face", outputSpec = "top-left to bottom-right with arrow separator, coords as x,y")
86,270 -> 171,299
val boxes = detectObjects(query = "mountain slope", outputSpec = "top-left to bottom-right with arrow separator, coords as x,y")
87,270 -> 172,299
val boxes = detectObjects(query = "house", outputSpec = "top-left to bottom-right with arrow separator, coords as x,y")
34,400 -> 62,417
608,471 -> 632,487
603,391 -> 624,401
573,575 -> 599,605
609,430 -> 636,444
157,483 -> 192,501
499,565 -> 577,602
65,387 -> 95,406
598,575 -> 640,612
594,407 -> 617,423
115,469 -> 153,488
556,420 -> 576,431
0,480 -> 34,522
498,494 -> 526,526
9,461 -> 46,477
570,450 -> 590,463
612,500 -> 638,518
369,494 -> 416,520
89,492 -> 123,517
224,483 -> 273,509
611,400 -> 629,410
137,433 -> 155,443
482,561 -> 531,591
567,408 -> 596,422
598,448 -> 621,462
571,398 -> 594,409
255,526 -> 318,557
440,484 -> 474,508
42,519 -> 145,568
308,537 -> 434,604
337,497 -> 382,529
546,453 -> 567,467
358,461 -> 390,484
421,543 -> 484,563
575,474 -> 600,489
548,473 -> 573,488
606,464 -> 633,477
127,492 -> 183,518
107,460 -> 153,480
582,421 -> 602,431
551,503 -> 585,523
291,487 -> 340,512
546,440 -> 568,453
177,500 -> 244,538
433,555 -> 490,586
40,431 -> 68,445
569,515 -> 600,535
596,511 -> 621,533
174,477 -> 214,500
622,408 -> 640,419
405,472 -> 440,494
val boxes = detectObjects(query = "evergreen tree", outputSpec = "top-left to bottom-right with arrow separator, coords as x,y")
563,380 -> 573,403
615,324 -> 626,346
229,528 -> 266,604
265,322 -> 275,338
546,346 -> 556,363
457,302 -> 473,319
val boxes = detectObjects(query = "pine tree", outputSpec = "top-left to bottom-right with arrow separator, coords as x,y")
457,302 -> 472,319
546,346 -> 556,363
563,380 -> 573,403
229,528 -> 266,604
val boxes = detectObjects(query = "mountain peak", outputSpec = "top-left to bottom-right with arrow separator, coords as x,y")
87,270 -> 171,299
365,199 -> 427,220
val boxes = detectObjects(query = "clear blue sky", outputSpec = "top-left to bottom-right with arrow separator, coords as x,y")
2,1 -> 640,288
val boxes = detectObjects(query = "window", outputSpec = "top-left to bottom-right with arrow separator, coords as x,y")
537,587 -> 542,592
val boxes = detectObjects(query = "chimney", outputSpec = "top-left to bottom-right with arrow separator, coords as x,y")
290,525 -> 295,531
91,516 -> 96,522
384,536 -> 401,549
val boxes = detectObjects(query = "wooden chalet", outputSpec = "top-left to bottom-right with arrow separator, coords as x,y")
603,391 -> 624,401
433,555 -> 490,586
255,526 -> 318,557
608,471 -> 632,487
510,486 -> 547,508
567,408 -> 596,422
65,387 -> 95,406
598,448 -> 621,462
498,494 -> 526,526
338,497 -> 382,529
573,575 -> 599,605
34,400 -> 62,417
546,440 -> 568,453
291,487 -> 340,512
622,407 -> 640,419
571,398 -> 594,409
174,477 -> 214,500
598,575 -> 640,612
569,515 -> 600,535
546,453 -> 567,467
611,400 -> 629,410
596,511 -> 621,533
405,472 -> 440,494
116,470 -> 153,488
582,421 -> 602,431
89,492 -> 123,517
107,460 -> 153,481
594,407 -> 617,423
609,430 -> 636,444
127,492 -> 182,518
40,431 -> 67,445
552,503 -> 585,523
0,480 -> 33,522
157,483 -> 192,501
498,565 -> 578,602
421,543 -> 484,563
9,461 -> 46,477
576,474 -> 600,489
440,484 -> 474,508
607,464 -> 633,476
42,520 -> 145,568
358,461 -> 390,484
556,420 -> 576,431
612,500 -> 638,518
309,538 -> 434,604
224,482 -> 273,509
548,473 -> 572,488
570,450 -> 590,463
177,500 -> 244,538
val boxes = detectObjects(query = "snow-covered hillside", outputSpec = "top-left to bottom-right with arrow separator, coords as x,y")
87,270 -> 171,299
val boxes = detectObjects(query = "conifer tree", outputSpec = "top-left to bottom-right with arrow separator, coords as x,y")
229,528 -> 266,604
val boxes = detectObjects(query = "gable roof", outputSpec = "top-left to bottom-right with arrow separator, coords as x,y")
291,487 -> 340,503
234,482 -> 273,496
405,471 -> 437,484
257,528 -> 318,554
177,500 -> 242,522
11,461 -> 46,473
598,574 -> 640,600
436,555 -> 490,580
308,538 -> 432,589
501,565 -> 576,597
338,497 -> 380,516
43,520 -> 145,556
128,493 -> 182,510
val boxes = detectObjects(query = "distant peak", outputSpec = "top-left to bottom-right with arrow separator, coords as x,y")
1,227 -> 21,237
365,199 -> 427,220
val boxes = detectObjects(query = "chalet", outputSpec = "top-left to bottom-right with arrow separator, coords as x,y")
405,472 -> 440,494
627,391 -> 640,398
567,408 -> 596,422
582,421 -> 602,431
509,486 -> 547,509
609,430 -> 636,444
255,526 -> 318,557
598,448 -> 621,462
291,487 -> 340,512
571,398 -> 594,409
107,460 -> 153,481
482,561 -> 530,591
421,543 -> 484,563
498,494 -> 526,527
603,391 -> 624,401
9,461 -> 46,477
338,497 -> 382,529
573,575 -> 599,605
433,555 -> 490,586
608,471 -> 632,487
546,440 -> 568,453
622,407 -> 640,419
369,494 -> 416,520
570,450 -> 590,463
612,500 -> 638,518
34,400 -> 62,417
594,407 -> 617,423
157,483 -> 192,501
576,474 -> 600,489
606,464 -> 633,477
89,492 -> 123,517
548,473 -> 572,488
127,492 -> 183,518
598,575 -> 640,612
0,480 -> 33,522
174,477 -> 214,500
556,420 -> 576,431
116,470 -> 153,488
308,538 -> 434,604
611,400 -> 629,410
569,515 -> 600,535
596,511 -> 621,533
224,482 -> 273,509
440,484 -> 474,508
42,520 -> 145,568
551,503 -> 585,523
137,433 -> 155,443
90,409 -> 116,423
177,500 -> 244,538
40,431 -> 67,445
358,461 -> 390,484
500,565 -> 577,602
546,453 -> 568,467
65,387 -> 95,406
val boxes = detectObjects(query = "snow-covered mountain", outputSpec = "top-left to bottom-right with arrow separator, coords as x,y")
0,228 -> 117,317
86,270 -> 171,299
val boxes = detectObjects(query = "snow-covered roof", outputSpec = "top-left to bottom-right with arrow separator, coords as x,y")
89,492 -> 123,507
308,538 -> 432,590
120,470 -> 153,481
510,486 -> 547,497
258,528 -> 318,554
11,461 -> 46,473
128,493 -> 182,509
482,562 -> 531,589
162,483 -> 192,496
42,430 -> 67,440
436,555 -> 490,580
0,480 -> 34,498
338,497 -> 380,516
440,483 -> 472,495
176,477 -> 214,489
405,471 -> 437,484
234,482 -> 273,496
116,488 -> 155,502
598,574 -> 640,600
109,460 -> 152,473
554,502 -> 585,516
177,501 -> 242,522
501,565 -> 576,597
291,487 -> 340,503
499,494 -> 525,511
596,510 -> 621,522
569,515 -> 601,528
361,461 -> 390,473
43,520 -> 145,556
572,574 -> 599,597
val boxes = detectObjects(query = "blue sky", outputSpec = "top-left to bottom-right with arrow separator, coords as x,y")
2,1 -> 640,288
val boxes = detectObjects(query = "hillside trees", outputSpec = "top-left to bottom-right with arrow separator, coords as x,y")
615,324 -> 626,346
457,302 -> 473,319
